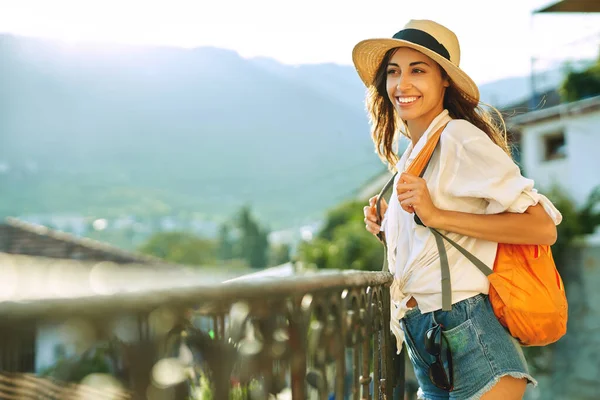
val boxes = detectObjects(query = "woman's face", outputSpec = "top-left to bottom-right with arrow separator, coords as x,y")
385,47 -> 449,127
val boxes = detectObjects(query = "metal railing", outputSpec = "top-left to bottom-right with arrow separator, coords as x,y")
0,254 -> 405,399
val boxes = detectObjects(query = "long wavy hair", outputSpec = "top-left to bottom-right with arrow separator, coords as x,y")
366,48 -> 511,170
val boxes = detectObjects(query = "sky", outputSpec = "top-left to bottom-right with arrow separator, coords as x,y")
0,0 -> 598,85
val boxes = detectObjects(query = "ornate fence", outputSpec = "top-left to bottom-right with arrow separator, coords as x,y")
0,254 -> 405,399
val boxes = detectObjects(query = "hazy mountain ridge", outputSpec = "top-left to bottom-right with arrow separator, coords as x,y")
1,35 -> 381,227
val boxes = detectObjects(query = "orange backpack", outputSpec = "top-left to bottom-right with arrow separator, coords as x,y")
376,124 -> 568,346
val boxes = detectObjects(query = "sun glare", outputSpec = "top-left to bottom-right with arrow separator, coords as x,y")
1,0 -> 598,84
1,0 -> 204,47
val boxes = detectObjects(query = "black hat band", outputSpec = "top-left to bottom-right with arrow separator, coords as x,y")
392,29 -> 450,61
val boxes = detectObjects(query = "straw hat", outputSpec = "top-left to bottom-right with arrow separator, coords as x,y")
352,19 -> 479,102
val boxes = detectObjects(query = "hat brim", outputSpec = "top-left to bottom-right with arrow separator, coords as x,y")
352,38 -> 479,102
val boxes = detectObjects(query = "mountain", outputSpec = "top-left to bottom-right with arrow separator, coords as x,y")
249,57 -> 368,110
0,34 -> 570,230
0,35 -> 384,229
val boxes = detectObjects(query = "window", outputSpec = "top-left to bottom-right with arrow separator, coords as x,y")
0,325 -> 36,372
542,131 -> 566,161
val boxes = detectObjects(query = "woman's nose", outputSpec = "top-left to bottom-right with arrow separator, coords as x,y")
397,75 -> 413,91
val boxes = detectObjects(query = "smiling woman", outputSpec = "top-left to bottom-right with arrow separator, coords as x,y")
354,19 -> 562,400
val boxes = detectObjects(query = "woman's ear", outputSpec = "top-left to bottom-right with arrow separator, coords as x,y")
443,77 -> 450,88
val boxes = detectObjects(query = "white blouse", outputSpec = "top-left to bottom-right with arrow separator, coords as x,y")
380,109 -> 563,353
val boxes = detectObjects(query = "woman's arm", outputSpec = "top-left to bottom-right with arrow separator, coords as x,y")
432,203 -> 557,245
397,173 -> 558,245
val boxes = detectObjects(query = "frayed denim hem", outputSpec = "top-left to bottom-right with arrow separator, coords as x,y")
465,371 -> 537,400
415,372 -> 537,400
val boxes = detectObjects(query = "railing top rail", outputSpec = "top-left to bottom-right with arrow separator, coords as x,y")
0,252 -> 392,320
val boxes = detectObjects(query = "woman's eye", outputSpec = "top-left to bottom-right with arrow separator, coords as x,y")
413,68 -> 424,74
387,69 -> 398,75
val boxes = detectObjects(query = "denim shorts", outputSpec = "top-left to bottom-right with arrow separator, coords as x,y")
401,294 -> 537,400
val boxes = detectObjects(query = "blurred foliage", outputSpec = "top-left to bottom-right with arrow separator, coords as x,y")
217,224 -> 235,262
39,344 -> 114,383
546,184 -> 600,268
194,371 -> 262,400
297,200 -> 383,271
560,58 -> 600,102
139,205 -> 285,269
138,231 -> 218,266
234,206 -> 270,269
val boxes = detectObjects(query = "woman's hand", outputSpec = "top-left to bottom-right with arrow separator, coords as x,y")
396,173 -> 441,227
364,195 -> 387,235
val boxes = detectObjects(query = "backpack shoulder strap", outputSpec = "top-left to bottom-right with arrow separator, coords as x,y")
430,228 -> 494,276
429,228 -> 493,310
376,171 -> 398,271
376,172 -> 398,244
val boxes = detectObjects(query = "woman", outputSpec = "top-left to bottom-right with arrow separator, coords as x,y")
353,20 -> 562,399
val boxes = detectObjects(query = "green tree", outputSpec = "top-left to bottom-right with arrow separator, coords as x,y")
235,206 -> 269,269
317,199 -> 367,241
217,223 -> 235,261
560,58 -> 600,102
298,200 -> 384,271
138,231 -> 217,266
546,185 -> 600,268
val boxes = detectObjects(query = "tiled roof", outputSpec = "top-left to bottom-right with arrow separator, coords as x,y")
0,217 -> 163,264
507,94 -> 600,127
501,89 -> 563,117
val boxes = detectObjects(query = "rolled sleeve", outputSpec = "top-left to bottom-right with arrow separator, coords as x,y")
444,133 -> 562,225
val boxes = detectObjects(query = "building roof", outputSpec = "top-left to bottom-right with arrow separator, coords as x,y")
535,0 -> 600,13
0,217 -> 163,264
500,89 -> 563,117
507,95 -> 600,128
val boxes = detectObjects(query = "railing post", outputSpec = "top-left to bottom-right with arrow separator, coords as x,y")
382,287 -> 394,400
290,296 -> 308,400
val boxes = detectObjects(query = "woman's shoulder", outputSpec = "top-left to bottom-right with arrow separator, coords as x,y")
442,118 -> 488,144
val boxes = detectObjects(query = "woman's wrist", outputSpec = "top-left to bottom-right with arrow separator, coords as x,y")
428,207 -> 449,230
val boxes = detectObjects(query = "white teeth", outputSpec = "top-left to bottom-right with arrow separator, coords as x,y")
397,96 -> 418,104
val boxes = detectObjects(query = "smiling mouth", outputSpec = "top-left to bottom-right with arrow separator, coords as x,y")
395,96 -> 420,106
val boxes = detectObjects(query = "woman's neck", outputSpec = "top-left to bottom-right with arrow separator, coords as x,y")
407,107 -> 445,147
407,120 -> 429,147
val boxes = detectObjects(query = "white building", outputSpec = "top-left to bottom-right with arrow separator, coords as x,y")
508,95 -> 600,206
